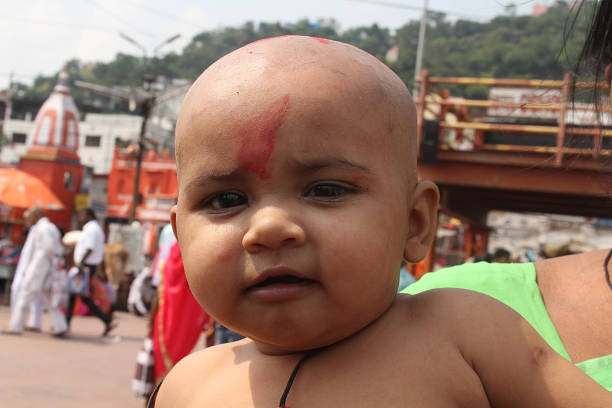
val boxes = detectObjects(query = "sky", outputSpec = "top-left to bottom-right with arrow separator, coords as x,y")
0,0 -> 541,90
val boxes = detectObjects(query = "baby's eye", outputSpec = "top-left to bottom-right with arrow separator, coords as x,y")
304,182 -> 354,200
202,190 -> 248,212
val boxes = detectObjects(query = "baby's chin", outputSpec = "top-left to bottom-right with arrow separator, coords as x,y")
220,293 -> 399,355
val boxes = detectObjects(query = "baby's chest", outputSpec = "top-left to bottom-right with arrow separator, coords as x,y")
286,363 -> 490,408
197,353 -> 490,408
197,379 -> 490,408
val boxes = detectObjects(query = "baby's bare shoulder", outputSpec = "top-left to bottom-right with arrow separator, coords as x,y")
155,338 -> 255,407
397,288 -> 504,326
401,287 -> 538,338
397,290 -> 612,407
394,289 -> 531,359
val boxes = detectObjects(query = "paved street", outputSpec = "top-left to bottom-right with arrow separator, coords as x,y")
0,305 -> 148,408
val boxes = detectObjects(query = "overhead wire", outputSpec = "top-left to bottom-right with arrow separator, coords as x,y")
0,72 -> 39,78
81,0 -> 161,39
493,0 -> 536,9
120,0 -> 208,31
0,15 -> 122,35
348,0 -> 498,21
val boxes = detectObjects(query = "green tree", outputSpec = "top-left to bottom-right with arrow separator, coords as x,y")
16,6 -> 590,110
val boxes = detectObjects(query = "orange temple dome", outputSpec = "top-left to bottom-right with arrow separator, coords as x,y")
26,71 -> 80,162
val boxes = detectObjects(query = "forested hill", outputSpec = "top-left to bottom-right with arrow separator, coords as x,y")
16,2 -> 589,107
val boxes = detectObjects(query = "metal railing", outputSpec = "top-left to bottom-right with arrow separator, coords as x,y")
415,70 -> 612,167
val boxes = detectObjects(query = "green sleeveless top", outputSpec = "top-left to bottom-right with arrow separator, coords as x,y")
402,262 -> 612,391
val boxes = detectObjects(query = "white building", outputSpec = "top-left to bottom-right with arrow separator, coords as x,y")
1,113 -> 142,175
1,75 -> 187,176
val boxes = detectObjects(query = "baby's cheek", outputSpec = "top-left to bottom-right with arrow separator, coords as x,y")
184,262 -> 222,312
182,223 -> 243,309
217,248 -> 234,264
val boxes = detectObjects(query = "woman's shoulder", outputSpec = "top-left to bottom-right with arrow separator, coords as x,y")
536,249 -> 610,280
404,261 -> 535,295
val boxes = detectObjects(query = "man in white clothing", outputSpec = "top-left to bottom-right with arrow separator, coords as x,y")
4,207 -> 67,336
10,220 -> 44,332
65,208 -> 116,336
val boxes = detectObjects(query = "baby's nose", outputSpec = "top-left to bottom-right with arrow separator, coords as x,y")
242,206 -> 305,253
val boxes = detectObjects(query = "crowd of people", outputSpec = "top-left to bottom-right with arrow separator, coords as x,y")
2,207 -> 117,338
0,202 -> 246,403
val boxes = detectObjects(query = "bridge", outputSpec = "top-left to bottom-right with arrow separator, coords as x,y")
414,71 -> 611,269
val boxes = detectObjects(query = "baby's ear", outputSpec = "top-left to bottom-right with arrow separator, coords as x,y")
403,181 -> 439,263
170,205 -> 179,240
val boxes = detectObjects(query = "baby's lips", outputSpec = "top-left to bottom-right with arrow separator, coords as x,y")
247,266 -> 313,288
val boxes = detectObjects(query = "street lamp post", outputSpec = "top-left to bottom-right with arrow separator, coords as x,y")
118,33 -> 181,223
129,76 -> 154,223
119,32 -> 148,65
414,0 -> 429,97
154,34 -> 182,58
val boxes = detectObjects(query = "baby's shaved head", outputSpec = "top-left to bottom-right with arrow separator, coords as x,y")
175,35 -> 418,189
170,37 -> 439,353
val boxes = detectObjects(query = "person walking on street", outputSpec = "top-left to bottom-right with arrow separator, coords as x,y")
10,223 -> 44,332
65,208 -> 116,336
4,207 -> 67,336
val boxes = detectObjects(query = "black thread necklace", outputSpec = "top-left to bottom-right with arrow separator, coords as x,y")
146,348 -> 321,408
604,247 -> 612,290
279,348 -> 320,408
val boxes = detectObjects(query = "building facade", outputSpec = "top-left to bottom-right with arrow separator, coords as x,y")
1,113 -> 142,175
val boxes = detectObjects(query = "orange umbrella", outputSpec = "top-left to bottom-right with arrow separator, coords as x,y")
0,168 -> 64,210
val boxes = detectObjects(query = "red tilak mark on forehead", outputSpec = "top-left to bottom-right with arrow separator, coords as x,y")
236,94 -> 290,179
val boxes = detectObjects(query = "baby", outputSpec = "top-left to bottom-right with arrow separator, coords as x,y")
159,36 -> 611,407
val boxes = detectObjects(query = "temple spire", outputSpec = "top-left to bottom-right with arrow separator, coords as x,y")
26,71 -> 80,161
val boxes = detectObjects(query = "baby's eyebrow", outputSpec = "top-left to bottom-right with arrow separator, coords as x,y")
183,169 -> 244,194
292,157 -> 372,173
183,158 -> 371,194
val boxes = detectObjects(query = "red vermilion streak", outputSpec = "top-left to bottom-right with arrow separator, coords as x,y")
236,94 -> 290,179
